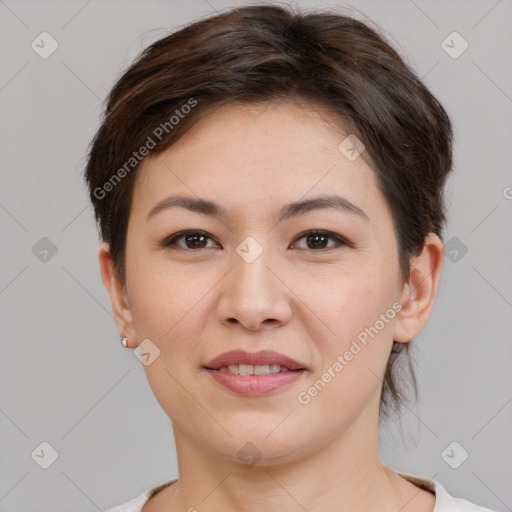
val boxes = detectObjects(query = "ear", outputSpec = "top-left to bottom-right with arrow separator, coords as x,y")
98,242 -> 136,348
393,233 -> 444,343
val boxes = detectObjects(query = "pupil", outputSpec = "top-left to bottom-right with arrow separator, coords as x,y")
188,234 -> 206,248
308,234 -> 326,249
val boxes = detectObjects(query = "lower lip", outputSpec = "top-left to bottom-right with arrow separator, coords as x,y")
204,369 -> 306,395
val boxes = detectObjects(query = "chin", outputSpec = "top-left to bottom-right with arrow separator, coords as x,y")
205,427 -> 310,467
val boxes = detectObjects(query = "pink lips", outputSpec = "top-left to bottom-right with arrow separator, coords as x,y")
203,349 -> 308,396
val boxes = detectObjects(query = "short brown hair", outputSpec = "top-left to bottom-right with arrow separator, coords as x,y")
84,4 -> 453,421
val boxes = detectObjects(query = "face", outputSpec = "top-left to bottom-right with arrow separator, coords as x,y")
105,99 -> 419,465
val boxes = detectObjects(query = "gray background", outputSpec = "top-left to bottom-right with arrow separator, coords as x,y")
0,0 -> 511,510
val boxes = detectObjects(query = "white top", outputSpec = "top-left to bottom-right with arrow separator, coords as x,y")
103,471 -> 499,512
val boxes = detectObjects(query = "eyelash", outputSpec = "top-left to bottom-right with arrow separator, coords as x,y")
160,229 -> 350,252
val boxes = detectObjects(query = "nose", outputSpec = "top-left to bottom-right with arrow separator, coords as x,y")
215,243 -> 293,332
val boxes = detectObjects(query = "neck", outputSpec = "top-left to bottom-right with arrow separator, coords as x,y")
163,404 -> 414,512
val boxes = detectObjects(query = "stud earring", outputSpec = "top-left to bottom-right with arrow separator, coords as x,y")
121,336 -> 128,348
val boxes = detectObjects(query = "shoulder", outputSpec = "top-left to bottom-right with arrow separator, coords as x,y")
397,471 -> 498,512
431,480 -> 499,512
103,479 -> 177,512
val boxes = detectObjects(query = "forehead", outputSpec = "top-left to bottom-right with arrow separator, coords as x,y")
132,100 -> 391,226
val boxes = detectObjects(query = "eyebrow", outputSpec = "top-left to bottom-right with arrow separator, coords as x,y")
147,194 -> 369,223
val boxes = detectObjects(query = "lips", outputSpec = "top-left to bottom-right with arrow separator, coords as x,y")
204,349 -> 308,371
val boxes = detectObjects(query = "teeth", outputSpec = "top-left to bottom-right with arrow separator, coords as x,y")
218,364 -> 291,375
238,364 -> 253,375
254,364 -> 270,375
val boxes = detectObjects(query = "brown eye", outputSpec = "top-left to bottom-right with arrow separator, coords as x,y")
162,230 -> 217,250
293,230 -> 348,251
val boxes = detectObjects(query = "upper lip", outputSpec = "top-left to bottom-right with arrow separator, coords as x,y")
204,350 -> 308,371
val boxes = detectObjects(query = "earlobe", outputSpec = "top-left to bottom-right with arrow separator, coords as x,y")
393,233 -> 444,343
98,242 -> 136,347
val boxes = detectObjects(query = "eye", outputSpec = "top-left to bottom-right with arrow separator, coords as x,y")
292,230 -> 349,251
160,229 -> 350,251
161,230 -> 218,250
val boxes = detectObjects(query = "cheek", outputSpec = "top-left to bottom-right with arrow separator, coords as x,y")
129,270 -> 198,333
126,263 -> 213,418
293,269 -> 398,420
126,256 -> 220,363
301,265 -> 396,343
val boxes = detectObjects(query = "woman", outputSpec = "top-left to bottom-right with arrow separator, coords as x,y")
84,5 -> 498,511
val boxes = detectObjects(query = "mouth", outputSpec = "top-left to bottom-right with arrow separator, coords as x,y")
202,349 -> 308,395
208,363 -> 302,375
203,349 -> 308,372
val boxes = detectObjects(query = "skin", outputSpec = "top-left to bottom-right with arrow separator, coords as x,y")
99,99 -> 443,512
